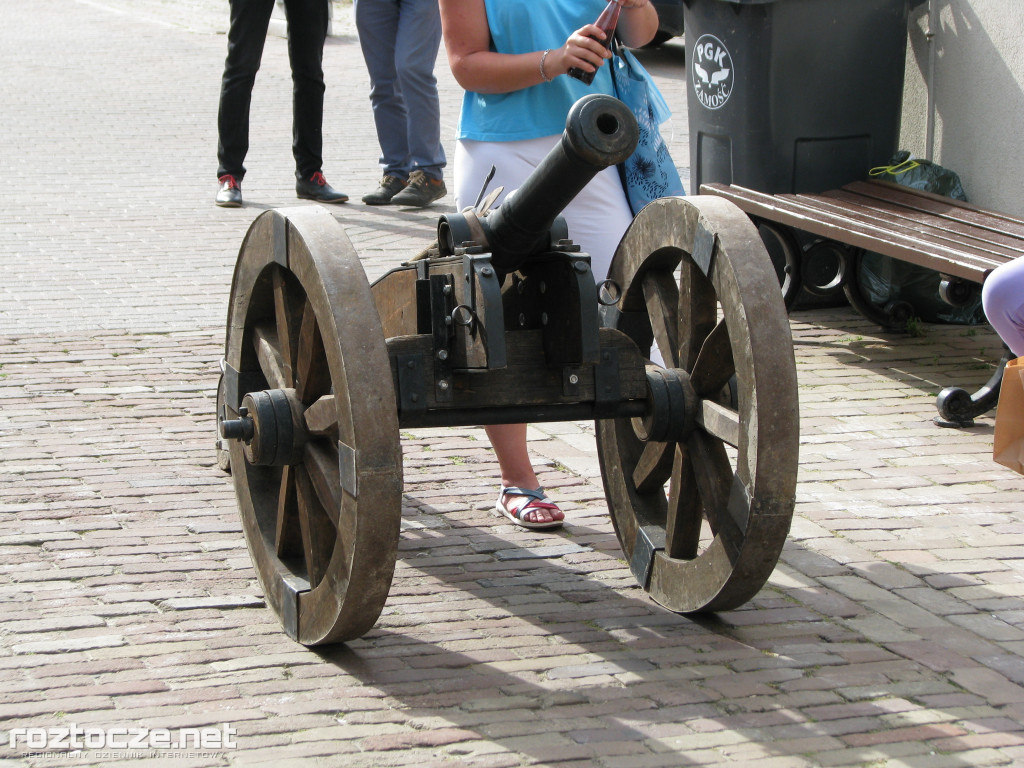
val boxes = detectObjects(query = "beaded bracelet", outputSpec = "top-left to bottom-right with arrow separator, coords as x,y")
539,49 -> 552,82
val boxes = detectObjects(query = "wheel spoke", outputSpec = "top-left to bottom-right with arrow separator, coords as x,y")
688,431 -> 742,558
631,439 -> 676,493
294,464 -> 335,588
678,261 -> 717,370
689,319 -> 734,396
697,399 -> 741,448
665,446 -> 701,559
252,321 -> 288,390
304,440 -> 358,580
303,441 -> 342,528
303,394 -> 339,437
687,431 -> 729,535
274,465 -> 303,559
272,267 -> 296,388
642,270 -> 680,367
294,299 -> 332,404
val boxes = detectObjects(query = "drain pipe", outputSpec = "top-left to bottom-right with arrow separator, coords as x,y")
924,0 -> 938,161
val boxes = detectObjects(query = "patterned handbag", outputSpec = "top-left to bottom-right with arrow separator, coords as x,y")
609,41 -> 686,215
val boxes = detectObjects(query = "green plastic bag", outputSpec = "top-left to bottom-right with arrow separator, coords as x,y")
857,151 -> 984,325
868,150 -> 968,201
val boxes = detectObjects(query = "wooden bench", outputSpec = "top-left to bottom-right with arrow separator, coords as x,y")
701,179 -> 1024,425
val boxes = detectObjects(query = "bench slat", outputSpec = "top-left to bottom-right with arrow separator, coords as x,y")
844,180 -> 1024,238
700,183 -> 1013,283
806,190 -> 1024,259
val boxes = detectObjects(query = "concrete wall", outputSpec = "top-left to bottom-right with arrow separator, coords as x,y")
899,0 -> 1024,216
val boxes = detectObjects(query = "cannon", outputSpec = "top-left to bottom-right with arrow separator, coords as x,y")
217,95 -> 799,645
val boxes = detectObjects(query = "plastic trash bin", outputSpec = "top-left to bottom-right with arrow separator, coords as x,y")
684,0 -> 913,195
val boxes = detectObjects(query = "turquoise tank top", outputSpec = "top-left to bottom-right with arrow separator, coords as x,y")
457,0 -> 616,141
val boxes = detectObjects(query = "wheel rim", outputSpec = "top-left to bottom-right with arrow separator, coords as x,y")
597,196 -> 799,613
224,207 -> 402,644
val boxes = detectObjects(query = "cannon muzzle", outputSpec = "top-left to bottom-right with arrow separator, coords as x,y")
437,94 -> 638,271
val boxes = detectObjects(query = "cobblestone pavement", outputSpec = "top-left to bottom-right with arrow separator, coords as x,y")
3,2 -> 1024,767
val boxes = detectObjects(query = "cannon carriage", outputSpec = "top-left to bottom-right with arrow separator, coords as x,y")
217,95 -> 800,645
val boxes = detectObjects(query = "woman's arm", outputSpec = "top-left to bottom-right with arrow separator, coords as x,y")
617,0 -> 660,49
439,0 -> 659,94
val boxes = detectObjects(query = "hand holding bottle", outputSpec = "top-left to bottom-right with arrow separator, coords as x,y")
567,0 -> 623,84
536,0 -> 657,87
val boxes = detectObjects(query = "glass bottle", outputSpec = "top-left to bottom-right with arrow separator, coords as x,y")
567,0 -> 623,85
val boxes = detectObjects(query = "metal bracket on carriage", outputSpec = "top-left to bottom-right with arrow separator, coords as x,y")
427,273 -> 455,401
502,247 -> 601,370
458,252 -> 506,370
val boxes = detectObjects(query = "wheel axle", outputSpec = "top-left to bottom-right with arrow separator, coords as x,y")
219,406 -> 254,442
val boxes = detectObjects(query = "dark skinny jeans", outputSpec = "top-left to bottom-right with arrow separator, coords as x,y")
217,0 -> 329,181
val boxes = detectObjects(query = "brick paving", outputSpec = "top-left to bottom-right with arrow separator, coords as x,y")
3,1 -> 1024,766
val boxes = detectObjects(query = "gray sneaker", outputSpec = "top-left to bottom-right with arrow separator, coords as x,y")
390,170 -> 446,207
362,175 -> 408,205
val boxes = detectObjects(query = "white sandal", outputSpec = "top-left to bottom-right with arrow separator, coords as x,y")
495,486 -> 564,530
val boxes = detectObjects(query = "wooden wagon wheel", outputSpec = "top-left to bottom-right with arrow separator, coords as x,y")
221,206 -> 403,645
596,196 -> 799,614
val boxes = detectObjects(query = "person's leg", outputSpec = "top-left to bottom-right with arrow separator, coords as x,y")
457,137 -> 593,527
354,0 -> 410,179
983,256 -> 1024,356
283,0 -> 329,180
217,0 -> 276,180
393,0 -> 445,180
486,423 -> 563,527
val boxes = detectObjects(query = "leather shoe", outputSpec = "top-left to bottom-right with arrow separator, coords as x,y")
362,175 -> 408,205
216,175 -> 242,208
296,171 -> 349,204
390,170 -> 446,208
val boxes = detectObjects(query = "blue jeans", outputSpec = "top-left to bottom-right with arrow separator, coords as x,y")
217,0 -> 329,181
354,0 -> 446,181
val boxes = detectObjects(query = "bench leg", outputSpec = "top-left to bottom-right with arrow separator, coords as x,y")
751,218 -> 802,311
936,345 -> 1012,427
840,248 -> 918,332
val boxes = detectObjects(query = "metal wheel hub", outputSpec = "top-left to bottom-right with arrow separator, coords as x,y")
633,367 -> 698,443
220,388 -> 307,467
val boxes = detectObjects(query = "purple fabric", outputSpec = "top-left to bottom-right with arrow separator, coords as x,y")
983,256 -> 1024,356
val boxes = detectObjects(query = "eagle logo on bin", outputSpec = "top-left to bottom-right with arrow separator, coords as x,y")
692,34 -> 733,110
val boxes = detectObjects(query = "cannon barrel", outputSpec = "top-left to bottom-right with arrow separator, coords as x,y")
437,94 -> 638,271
